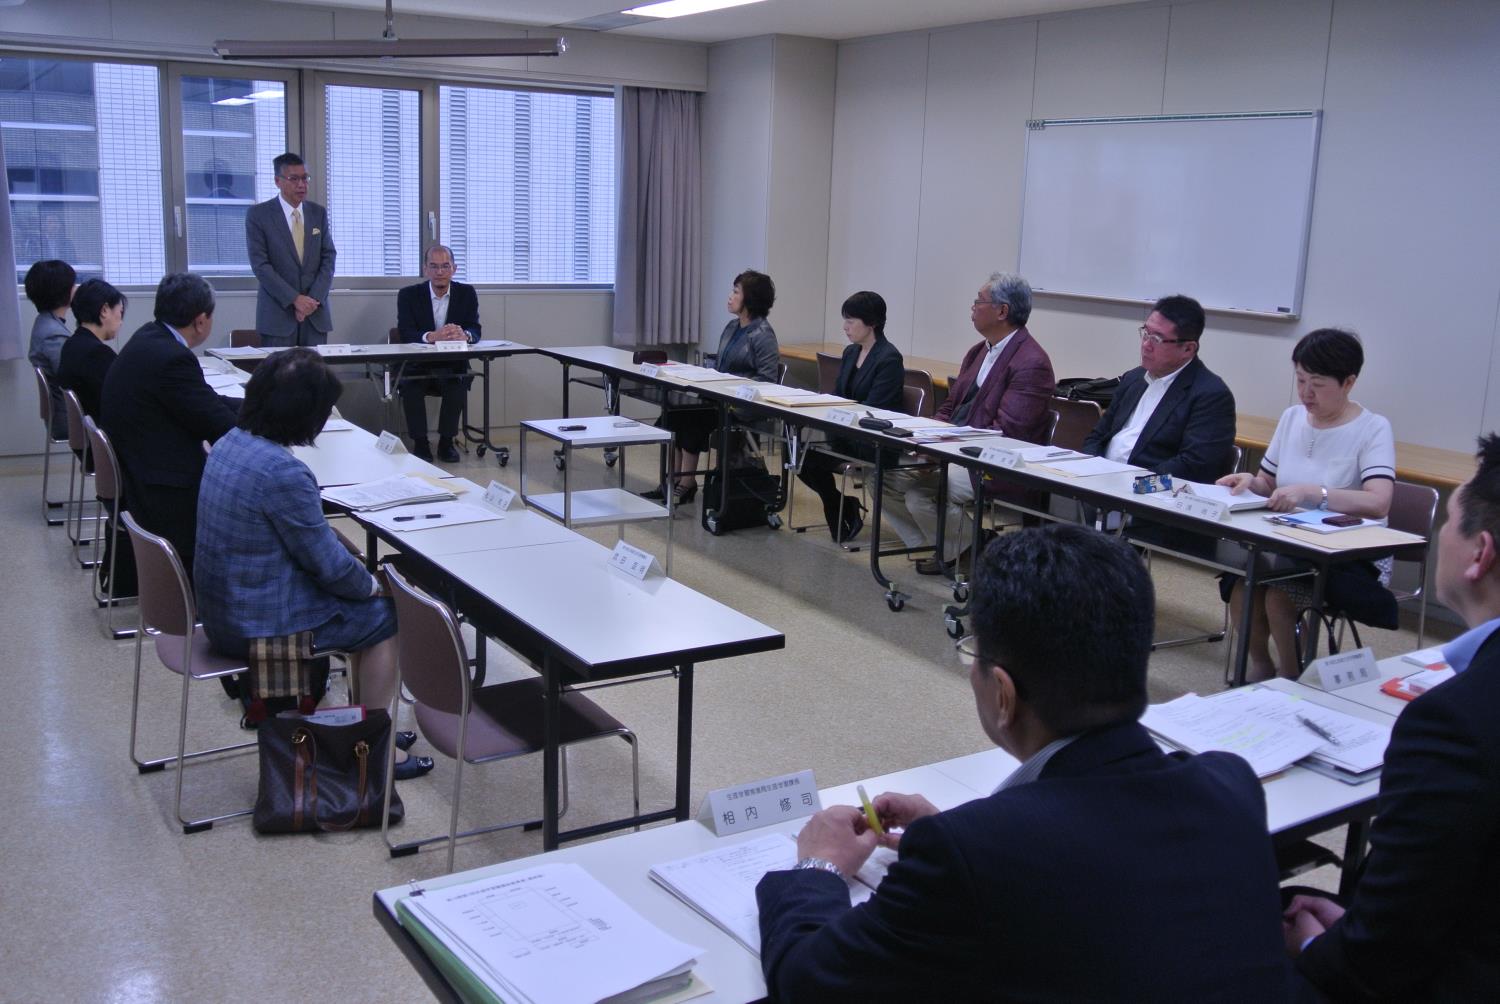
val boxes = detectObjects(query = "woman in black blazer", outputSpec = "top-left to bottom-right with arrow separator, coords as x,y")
58,278 -> 128,420
797,291 -> 905,540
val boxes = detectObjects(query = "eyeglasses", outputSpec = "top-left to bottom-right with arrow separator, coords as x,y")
279,173 -> 312,184
1138,325 -> 1186,347
425,261 -> 455,271
955,635 -> 981,670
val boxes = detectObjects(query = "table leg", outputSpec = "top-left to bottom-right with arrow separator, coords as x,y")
1233,546 -> 1262,687
1302,563 -> 1331,668
542,654 -> 561,851
561,362 -> 572,417
675,663 -> 695,822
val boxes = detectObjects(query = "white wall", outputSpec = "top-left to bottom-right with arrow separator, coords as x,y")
701,35 -> 836,354
821,0 -> 1500,452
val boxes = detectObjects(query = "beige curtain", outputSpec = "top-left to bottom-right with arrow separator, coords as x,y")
613,88 -> 701,347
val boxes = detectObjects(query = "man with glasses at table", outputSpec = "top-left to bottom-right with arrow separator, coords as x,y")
1082,294 -> 1237,484
395,244 -> 482,462
246,152 -> 336,347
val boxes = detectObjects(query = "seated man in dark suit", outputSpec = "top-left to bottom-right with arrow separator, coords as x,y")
881,272 -> 1056,574
1285,433 -> 1500,1000
1083,293 -> 1237,483
395,244 -> 480,462
100,272 -> 237,581
756,524 -> 1293,1002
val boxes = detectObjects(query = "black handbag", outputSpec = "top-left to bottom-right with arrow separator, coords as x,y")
252,709 -> 405,834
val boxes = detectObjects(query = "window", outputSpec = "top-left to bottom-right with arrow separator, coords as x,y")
440,85 -> 615,284
178,74 -> 286,275
324,83 -> 420,277
2,57 -> 163,283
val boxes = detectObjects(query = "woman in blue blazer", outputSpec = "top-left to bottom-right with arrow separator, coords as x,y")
196,349 -> 432,778
797,291 -> 905,540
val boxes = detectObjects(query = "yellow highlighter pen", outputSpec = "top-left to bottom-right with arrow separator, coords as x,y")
857,784 -> 886,837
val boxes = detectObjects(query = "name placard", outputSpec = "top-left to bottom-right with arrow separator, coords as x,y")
704,769 -> 821,837
638,362 -> 661,378
318,342 -> 352,356
608,540 -> 656,580
375,431 -> 403,455
434,339 -> 469,351
1156,493 -> 1229,522
735,384 -> 761,402
483,480 -> 516,512
826,408 -> 858,428
978,446 -> 1024,469
1311,647 -> 1380,691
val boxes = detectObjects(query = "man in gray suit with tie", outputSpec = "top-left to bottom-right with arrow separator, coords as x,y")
245,152 -> 336,347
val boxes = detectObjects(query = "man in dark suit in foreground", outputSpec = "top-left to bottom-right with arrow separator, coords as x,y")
395,244 -> 481,462
1286,434 -> 1500,1000
756,524 -> 1293,1002
100,272 -> 237,578
245,152 -> 335,347
1083,293 -> 1237,483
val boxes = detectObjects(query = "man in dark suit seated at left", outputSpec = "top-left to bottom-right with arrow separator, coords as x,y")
395,244 -> 481,462
755,524 -> 1294,1002
100,272 -> 237,578
1082,293 -> 1237,484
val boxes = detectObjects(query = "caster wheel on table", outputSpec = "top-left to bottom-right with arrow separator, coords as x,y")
945,615 -> 965,639
886,591 -> 906,612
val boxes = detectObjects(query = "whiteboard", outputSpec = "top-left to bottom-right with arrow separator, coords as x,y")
1017,112 -> 1321,318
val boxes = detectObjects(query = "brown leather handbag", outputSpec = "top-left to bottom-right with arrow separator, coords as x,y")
252,710 -> 404,833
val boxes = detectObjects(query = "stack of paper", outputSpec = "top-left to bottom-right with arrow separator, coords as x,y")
321,474 -> 457,511
762,392 -> 853,407
359,500 -> 505,533
1168,481 -> 1269,511
649,832 -> 879,957
1034,456 -> 1142,477
398,864 -> 704,1004
1142,688 -> 1391,781
658,363 -> 743,383
1400,646 -> 1449,670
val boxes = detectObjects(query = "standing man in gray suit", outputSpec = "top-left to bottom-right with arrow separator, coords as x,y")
245,152 -> 336,347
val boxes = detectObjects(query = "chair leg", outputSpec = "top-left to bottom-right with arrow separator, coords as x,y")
446,740 -> 466,874
42,436 -> 67,526
627,732 -> 641,832
172,657 -> 255,833
1415,594 -> 1428,649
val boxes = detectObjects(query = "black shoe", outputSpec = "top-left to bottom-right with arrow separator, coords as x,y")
394,755 -> 435,781
437,438 -> 460,463
835,496 -> 865,541
672,482 -> 697,506
410,440 -> 433,461
220,674 -> 241,699
395,730 -> 418,751
916,556 -> 955,576
641,483 -> 668,503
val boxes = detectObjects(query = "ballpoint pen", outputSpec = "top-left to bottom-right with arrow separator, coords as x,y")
393,513 -> 443,522
1296,714 -> 1341,745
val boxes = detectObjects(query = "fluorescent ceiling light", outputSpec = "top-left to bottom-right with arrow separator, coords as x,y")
212,97 -> 253,106
245,89 -> 285,101
621,0 -> 767,18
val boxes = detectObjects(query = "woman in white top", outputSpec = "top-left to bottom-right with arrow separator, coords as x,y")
1219,329 -> 1397,681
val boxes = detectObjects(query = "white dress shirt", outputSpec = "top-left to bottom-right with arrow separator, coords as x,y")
277,194 -> 303,237
974,331 -> 1015,391
426,283 -> 451,341
1104,360 -> 1189,465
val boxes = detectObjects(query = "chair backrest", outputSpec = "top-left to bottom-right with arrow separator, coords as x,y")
632,349 -> 668,365
84,416 -> 121,503
385,563 -> 470,716
900,383 -> 926,418
388,327 -> 400,345
121,511 -> 196,637
230,329 -> 261,348
1043,409 -> 1061,446
903,369 -> 936,418
776,361 -> 790,384
1049,397 -> 1103,452
1229,444 -> 1246,476
814,352 -> 841,394
1389,480 -> 1439,550
63,388 -> 89,453
33,365 -> 54,425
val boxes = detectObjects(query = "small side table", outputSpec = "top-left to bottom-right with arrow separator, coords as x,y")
518,416 -> 676,572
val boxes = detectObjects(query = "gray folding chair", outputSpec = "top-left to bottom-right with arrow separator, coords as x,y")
814,351 -> 840,394
123,512 -> 255,834
34,366 -> 72,525
62,389 -> 103,564
383,564 -> 640,873
229,329 -> 261,348
903,368 -> 936,418
83,416 -> 136,640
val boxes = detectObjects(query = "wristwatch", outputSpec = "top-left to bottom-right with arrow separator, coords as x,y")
1318,485 -> 1329,510
794,857 -> 844,879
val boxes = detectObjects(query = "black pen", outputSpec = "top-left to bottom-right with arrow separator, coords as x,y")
394,513 -> 443,522
1296,714 -> 1340,746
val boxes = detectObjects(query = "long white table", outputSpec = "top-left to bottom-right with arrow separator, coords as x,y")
375,693 -> 1387,1004
293,424 -> 451,487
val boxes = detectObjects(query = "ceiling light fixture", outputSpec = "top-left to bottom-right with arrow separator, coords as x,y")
215,0 -> 565,61
621,0 -> 768,18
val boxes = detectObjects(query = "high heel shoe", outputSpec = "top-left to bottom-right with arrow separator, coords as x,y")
672,482 -> 697,505
835,496 -> 865,541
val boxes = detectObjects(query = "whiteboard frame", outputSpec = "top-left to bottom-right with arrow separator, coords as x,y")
1016,110 -> 1322,322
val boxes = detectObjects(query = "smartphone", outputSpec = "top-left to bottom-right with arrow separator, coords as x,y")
559,423 -> 587,432
1322,514 -> 1362,527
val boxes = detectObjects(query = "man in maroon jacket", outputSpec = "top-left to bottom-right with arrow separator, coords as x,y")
882,272 -> 1055,574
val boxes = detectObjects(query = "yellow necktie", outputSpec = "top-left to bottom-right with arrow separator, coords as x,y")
291,207 -> 304,261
